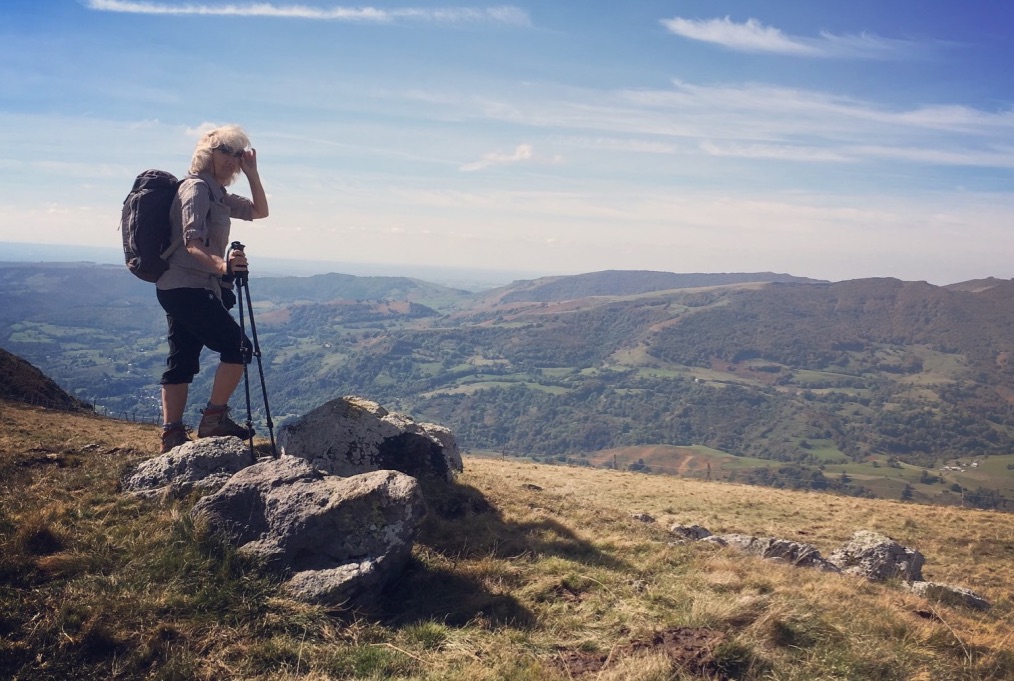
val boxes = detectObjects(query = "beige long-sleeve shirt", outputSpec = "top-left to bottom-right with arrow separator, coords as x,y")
156,172 -> 254,296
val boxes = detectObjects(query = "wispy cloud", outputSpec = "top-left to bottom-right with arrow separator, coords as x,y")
699,141 -> 855,163
461,78 -> 1014,168
85,0 -> 531,25
660,16 -> 923,59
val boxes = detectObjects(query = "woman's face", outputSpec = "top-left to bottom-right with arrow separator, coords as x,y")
211,144 -> 244,184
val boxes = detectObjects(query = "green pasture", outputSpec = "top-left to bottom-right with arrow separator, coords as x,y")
540,366 -> 579,378
7,321 -> 137,345
422,379 -> 570,397
791,369 -> 863,386
798,438 -> 847,462
633,367 -> 690,380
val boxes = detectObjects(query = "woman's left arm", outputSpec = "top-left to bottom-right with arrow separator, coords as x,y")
240,148 -> 270,219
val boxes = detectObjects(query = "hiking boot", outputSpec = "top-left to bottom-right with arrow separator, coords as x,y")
198,405 -> 253,439
160,424 -> 191,453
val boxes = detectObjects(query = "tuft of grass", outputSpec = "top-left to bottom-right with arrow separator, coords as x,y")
403,620 -> 451,650
320,644 -> 418,678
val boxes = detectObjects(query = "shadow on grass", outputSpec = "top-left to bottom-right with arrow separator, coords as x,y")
373,557 -> 536,629
360,476 -> 634,629
417,477 -> 634,571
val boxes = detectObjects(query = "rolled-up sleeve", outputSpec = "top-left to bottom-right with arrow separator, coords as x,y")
179,179 -> 212,245
225,193 -> 255,221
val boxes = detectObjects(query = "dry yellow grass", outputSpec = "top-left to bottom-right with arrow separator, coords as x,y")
461,457 -> 1014,588
2,401 -> 1013,680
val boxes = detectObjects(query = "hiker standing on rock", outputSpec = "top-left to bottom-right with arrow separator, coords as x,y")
157,125 -> 269,452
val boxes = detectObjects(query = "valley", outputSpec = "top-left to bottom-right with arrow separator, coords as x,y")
3,262 -> 1014,509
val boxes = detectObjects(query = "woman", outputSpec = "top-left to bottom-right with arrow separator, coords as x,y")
157,125 -> 270,452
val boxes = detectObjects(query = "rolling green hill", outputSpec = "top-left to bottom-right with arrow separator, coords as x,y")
2,262 -> 1013,508
489,269 -> 823,303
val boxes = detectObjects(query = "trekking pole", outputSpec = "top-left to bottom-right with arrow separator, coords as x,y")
230,243 -> 257,464
230,241 -> 278,460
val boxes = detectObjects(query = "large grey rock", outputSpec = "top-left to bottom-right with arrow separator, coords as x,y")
277,396 -> 463,481
827,530 -> 924,582
191,456 -> 425,605
907,581 -> 991,611
704,533 -> 840,572
121,436 -> 251,499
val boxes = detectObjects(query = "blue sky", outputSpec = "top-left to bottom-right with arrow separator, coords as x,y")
2,1 -> 1013,284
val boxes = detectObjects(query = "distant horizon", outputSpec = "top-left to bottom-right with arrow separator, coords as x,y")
3,240 -> 1010,290
0,240 -> 552,291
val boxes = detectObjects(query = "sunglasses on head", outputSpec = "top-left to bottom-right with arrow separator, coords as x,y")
213,145 -> 245,159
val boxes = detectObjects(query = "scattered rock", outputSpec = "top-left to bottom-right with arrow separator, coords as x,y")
191,456 -> 425,605
682,527 -> 986,608
277,396 -> 462,481
827,530 -> 924,582
705,534 -> 840,572
669,524 -> 713,541
907,581 -> 991,611
628,579 -> 648,592
121,437 -> 251,499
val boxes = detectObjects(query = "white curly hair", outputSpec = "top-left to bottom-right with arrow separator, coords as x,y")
188,124 -> 250,184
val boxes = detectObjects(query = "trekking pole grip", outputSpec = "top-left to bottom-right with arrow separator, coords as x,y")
228,241 -> 248,284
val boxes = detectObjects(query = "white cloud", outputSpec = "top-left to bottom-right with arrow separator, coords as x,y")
661,16 -> 816,56
459,143 -> 535,171
660,16 -> 923,59
85,0 -> 531,25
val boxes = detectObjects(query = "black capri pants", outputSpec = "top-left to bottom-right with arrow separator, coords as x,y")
156,287 -> 252,385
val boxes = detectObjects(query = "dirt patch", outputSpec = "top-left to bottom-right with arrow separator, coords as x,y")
546,583 -> 585,604
994,383 -> 1014,405
677,454 -> 696,475
552,626 -> 726,678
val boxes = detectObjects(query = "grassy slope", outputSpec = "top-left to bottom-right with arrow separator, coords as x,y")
2,401 -> 1014,680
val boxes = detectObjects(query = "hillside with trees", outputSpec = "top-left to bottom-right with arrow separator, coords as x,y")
2,262 -> 1013,507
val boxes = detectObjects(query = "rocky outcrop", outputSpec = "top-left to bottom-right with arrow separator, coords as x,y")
703,534 -> 840,572
118,397 -> 465,606
191,456 -> 425,605
826,530 -> 924,582
277,396 -> 463,481
121,436 -> 251,499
